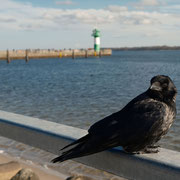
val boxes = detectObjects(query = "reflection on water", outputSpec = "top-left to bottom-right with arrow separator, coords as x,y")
0,50 -> 179,151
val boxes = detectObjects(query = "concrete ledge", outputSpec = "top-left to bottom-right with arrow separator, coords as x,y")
0,110 -> 179,180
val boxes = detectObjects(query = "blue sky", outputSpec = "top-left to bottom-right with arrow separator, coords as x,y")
0,0 -> 180,50
14,0 -> 128,9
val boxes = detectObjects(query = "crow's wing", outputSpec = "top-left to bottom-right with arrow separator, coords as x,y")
88,98 -> 167,146
52,96 -> 167,163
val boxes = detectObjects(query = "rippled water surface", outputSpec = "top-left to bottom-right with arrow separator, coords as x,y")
0,50 -> 179,151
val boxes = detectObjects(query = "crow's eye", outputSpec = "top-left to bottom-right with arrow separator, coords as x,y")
162,83 -> 168,88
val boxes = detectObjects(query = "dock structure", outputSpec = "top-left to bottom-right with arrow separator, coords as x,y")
0,49 -> 112,63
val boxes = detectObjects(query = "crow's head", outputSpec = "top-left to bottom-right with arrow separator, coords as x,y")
149,75 -> 177,103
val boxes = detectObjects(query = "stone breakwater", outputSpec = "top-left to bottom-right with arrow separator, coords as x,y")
0,49 -> 112,63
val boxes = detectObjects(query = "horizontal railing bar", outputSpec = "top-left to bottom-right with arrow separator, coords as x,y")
0,110 -> 179,180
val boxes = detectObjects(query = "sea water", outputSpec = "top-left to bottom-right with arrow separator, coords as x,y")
0,50 -> 179,151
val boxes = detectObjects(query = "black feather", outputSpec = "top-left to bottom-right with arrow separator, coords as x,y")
51,75 -> 177,163
60,134 -> 90,151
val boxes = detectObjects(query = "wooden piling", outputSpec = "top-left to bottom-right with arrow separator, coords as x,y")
99,50 -> 102,57
7,50 -> 10,64
85,50 -> 88,58
25,49 -> 29,63
72,50 -> 75,59
94,51 -> 97,57
59,51 -> 62,58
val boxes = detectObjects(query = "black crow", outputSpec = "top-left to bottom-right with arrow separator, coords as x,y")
52,75 -> 177,163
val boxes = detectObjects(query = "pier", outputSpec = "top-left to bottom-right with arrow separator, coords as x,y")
0,111 -> 179,180
0,49 -> 112,63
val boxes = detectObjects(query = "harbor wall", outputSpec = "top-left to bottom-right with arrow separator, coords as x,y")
0,110 -> 179,180
0,49 -> 112,63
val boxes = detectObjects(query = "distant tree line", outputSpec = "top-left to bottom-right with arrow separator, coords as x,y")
107,46 -> 180,51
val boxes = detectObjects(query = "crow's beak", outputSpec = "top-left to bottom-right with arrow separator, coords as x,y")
150,82 -> 162,91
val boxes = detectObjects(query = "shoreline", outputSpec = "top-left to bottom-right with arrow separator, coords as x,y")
111,45 -> 180,51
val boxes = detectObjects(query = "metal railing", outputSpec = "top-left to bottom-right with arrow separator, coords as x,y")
0,110 -> 179,180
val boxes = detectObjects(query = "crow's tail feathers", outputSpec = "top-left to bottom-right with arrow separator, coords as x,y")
60,134 -> 89,151
51,134 -> 90,163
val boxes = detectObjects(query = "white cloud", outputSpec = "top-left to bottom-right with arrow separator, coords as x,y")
139,0 -> 160,6
134,0 -> 166,10
107,5 -> 128,12
55,1 -> 75,5
0,1 -> 178,32
0,0 -> 180,48
0,17 -> 16,23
